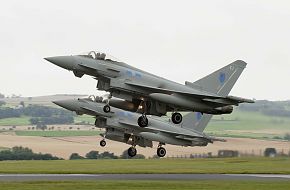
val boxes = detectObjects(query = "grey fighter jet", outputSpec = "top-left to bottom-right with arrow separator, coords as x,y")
53,96 -> 224,157
45,51 -> 254,127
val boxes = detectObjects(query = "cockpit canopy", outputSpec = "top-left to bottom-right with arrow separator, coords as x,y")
78,51 -> 121,62
81,95 -> 104,103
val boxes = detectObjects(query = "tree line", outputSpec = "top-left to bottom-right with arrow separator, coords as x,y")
0,146 -> 62,161
0,104 -> 74,125
239,100 -> 290,117
69,150 -> 146,160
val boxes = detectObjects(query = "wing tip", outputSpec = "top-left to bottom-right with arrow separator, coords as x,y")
233,60 -> 247,68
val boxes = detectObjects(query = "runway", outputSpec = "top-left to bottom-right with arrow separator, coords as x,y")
0,174 -> 289,181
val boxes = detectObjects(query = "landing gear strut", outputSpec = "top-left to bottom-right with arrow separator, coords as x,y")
100,139 -> 106,147
138,115 -> 148,127
137,100 -> 149,127
171,112 -> 182,124
128,146 -> 137,157
103,93 -> 112,113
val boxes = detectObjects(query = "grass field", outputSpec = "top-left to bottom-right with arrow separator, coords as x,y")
0,158 -> 289,174
74,115 -> 95,124
1,180 -> 290,190
207,110 -> 290,131
205,110 -> 290,139
15,130 -> 100,137
0,117 -> 31,126
1,109 -> 290,140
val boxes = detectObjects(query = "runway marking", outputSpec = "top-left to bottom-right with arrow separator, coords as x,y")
0,174 -> 101,177
225,174 -> 290,179
0,174 -> 289,181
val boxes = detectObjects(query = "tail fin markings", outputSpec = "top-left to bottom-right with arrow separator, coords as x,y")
186,60 -> 247,96
182,112 -> 212,133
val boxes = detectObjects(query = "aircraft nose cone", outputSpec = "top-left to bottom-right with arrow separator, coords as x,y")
44,56 -> 75,70
53,100 -> 77,111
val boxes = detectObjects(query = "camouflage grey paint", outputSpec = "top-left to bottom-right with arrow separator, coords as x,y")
45,52 -> 254,116
53,98 -> 221,148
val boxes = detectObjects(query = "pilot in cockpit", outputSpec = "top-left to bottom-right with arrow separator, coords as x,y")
95,52 -> 106,60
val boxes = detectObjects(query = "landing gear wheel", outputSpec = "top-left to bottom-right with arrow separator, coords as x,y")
138,115 -> 148,127
157,147 -> 166,157
128,147 -> 137,157
172,112 -> 182,124
103,105 -> 111,113
100,140 -> 106,147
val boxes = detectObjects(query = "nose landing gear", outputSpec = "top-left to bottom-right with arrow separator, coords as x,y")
103,105 -> 111,113
128,146 -> 137,157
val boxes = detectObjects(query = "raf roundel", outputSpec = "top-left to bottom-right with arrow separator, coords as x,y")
219,72 -> 226,84
196,112 -> 202,121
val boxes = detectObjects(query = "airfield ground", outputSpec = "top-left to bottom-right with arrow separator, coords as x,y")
0,132 -> 289,159
0,158 -> 289,190
0,180 -> 290,190
0,158 -> 289,174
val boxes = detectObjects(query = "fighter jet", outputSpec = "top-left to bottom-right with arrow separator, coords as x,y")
45,51 -> 254,128
53,96 -> 224,157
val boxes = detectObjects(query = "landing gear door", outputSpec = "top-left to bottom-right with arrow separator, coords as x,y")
155,101 -> 167,115
97,78 -> 110,91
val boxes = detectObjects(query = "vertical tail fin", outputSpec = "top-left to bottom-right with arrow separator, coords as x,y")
182,112 -> 213,132
187,60 -> 247,96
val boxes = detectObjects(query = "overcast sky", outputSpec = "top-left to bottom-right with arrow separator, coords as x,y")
1,0 -> 290,100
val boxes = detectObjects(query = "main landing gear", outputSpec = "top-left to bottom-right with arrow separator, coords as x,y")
171,112 -> 182,124
100,139 -> 106,147
157,144 -> 166,157
138,112 -> 183,127
138,115 -> 148,127
127,146 -> 137,157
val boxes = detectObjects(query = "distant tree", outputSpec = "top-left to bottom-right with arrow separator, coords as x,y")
0,107 -> 21,119
120,150 -> 145,159
0,101 -> 6,106
85,151 -> 99,159
29,118 -> 39,125
0,146 -> 62,161
152,155 -> 160,159
69,153 -> 84,160
19,101 -> 25,107
284,133 -> 290,141
264,148 -> 277,157
98,151 -> 118,159
0,93 -> 5,99
36,123 -> 47,131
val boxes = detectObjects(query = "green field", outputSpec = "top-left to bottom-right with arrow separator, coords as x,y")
1,180 -> 289,190
0,115 -> 95,126
205,110 -> 290,139
1,109 -> 290,140
15,130 -> 100,137
0,117 -> 31,126
0,158 -> 289,174
74,115 -> 95,124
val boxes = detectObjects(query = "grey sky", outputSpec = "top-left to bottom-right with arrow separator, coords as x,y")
1,0 -> 290,100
